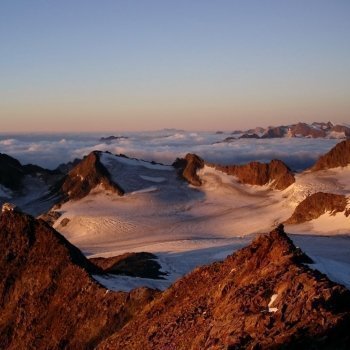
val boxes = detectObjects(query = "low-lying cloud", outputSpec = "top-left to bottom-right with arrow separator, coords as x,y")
0,131 -> 340,171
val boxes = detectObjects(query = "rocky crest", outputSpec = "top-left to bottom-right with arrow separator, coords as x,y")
0,153 -> 57,192
285,192 -> 350,224
90,252 -> 167,279
99,225 -> 350,349
213,159 -> 295,190
311,140 -> 350,171
0,210 -> 157,349
173,153 -> 204,186
174,154 -> 295,190
60,151 -> 124,201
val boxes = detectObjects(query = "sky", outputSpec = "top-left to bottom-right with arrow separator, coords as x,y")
0,0 -> 349,132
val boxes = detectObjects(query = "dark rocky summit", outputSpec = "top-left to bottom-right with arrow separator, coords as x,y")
239,133 -> 260,139
90,252 -> 167,279
0,153 -> 58,192
0,210 -> 158,350
99,136 -> 128,142
311,140 -> 350,171
99,225 -> 350,350
59,151 -> 124,202
285,192 -> 350,224
173,153 -> 205,186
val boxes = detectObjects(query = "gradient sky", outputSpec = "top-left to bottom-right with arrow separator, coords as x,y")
1,0 -> 349,132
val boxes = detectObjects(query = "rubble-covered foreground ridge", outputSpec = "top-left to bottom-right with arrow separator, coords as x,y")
1,201 -> 350,348
0,210 -> 157,350
99,225 -> 350,350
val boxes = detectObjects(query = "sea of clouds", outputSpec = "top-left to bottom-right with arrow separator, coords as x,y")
0,130 -> 340,171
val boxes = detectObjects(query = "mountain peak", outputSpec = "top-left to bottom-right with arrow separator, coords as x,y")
60,151 -> 124,201
311,140 -> 350,171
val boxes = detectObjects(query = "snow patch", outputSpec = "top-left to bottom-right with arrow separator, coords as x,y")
130,186 -> 158,194
268,293 -> 278,313
139,175 -> 166,183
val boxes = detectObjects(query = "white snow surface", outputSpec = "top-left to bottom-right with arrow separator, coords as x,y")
51,152 -> 350,291
268,294 -> 278,313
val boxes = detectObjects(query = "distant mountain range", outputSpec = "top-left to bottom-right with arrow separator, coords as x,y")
223,121 -> 350,141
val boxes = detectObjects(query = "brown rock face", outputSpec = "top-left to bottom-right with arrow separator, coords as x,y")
90,252 -> 167,279
311,140 -> 350,171
214,159 -> 295,190
0,211 -> 157,350
99,225 -> 350,350
331,125 -> 350,137
290,122 -> 326,138
285,192 -> 349,224
173,153 -> 204,186
60,151 -> 124,201
261,126 -> 287,138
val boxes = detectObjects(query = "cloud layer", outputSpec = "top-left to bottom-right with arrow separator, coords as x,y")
0,131 -> 340,171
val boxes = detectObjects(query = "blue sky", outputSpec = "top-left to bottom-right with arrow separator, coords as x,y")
1,0 -> 349,131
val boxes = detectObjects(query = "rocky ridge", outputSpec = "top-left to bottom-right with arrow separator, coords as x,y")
311,140 -> 350,171
285,192 -> 350,224
174,154 -> 295,190
99,225 -> 350,349
59,151 -> 124,202
0,210 -> 157,350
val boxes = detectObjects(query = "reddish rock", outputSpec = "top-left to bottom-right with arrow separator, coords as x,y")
0,211 -> 158,350
290,122 -> 326,138
331,125 -> 350,137
173,153 -> 204,186
285,192 -> 350,224
60,151 -> 124,201
311,140 -> 350,171
261,126 -> 287,138
98,225 -> 350,349
175,154 -> 294,190
214,159 -> 295,190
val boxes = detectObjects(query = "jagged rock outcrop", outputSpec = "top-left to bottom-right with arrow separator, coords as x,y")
60,151 -> 124,201
99,225 -> 350,349
37,209 -> 62,226
290,122 -> 326,138
173,153 -> 204,186
174,155 -> 294,190
100,136 -> 128,142
0,210 -> 158,350
214,159 -> 295,190
285,192 -> 350,224
0,153 -> 26,191
0,153 -> 61,194
239,133 -> 260,139
55,158 -> 81,174
90,252 -> 167,279
261,126 -> 287,138
330,125 -> 350,137
311,140 -> 350,171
